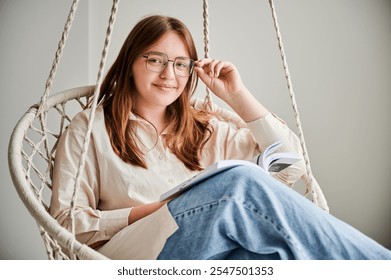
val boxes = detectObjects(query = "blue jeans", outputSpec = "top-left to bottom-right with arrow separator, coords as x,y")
157,166 -> 391,260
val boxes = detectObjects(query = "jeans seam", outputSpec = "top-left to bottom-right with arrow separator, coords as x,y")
240,200 -> 303,253
172,198 -> 230,220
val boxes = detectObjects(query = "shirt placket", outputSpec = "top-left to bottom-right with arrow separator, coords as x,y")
155,135 -> 178,187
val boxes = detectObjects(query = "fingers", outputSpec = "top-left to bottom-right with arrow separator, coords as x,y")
195,59 -> 233,78
194,58 -> 242,98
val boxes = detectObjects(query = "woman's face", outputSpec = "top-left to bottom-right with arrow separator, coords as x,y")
132,31 -> 191,113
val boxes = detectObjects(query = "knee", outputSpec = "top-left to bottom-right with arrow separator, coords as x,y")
174,165 -> 283,209
224,165 -> 272,185
213,165 -> 275,198
169,165 -> 287,219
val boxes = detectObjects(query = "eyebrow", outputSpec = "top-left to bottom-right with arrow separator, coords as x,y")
147,50 -> 192,60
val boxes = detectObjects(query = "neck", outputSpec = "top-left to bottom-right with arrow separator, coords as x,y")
135,107 -> 168,134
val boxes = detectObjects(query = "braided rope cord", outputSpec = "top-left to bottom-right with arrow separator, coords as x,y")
267,0 -> 322,206
37,0 -> 80,185
36,0 -> 80,214
202,0 -> 213,111
68,0 -> 120,255
31,0 -> 81,259
37,0 -> 80,115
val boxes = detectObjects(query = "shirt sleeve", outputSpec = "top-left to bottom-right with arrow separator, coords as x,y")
246,113 -> 306,186
212,112 -> 306,186
49,110 -> 131,248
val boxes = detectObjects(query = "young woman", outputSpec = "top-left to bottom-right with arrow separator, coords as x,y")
50,15 -> 391,260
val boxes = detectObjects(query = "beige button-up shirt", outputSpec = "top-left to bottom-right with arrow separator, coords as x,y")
50,101 -> 305,259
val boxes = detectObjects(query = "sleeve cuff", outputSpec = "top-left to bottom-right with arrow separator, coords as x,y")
246,112 -> 291,151
100,207 -> 132,240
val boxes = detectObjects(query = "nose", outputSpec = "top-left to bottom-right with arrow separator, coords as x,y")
160,60 -> 176,79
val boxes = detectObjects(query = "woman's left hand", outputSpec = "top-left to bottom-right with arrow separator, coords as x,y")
195,58 -> 270,122
194,59 -> 246,103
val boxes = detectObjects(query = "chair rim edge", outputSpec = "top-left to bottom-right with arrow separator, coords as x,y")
8,85 -> 107,259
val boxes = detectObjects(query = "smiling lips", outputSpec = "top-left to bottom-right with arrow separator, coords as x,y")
154,83 -> 177,91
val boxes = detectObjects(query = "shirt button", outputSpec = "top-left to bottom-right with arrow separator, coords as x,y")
168,178 -> 175,184
159,154 -> 165,160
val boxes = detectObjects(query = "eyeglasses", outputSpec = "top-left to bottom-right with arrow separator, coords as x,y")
142,51 -> 194,77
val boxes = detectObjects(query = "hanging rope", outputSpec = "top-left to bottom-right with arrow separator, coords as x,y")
35,0 -> 80,208
267,0 -> 327,210
68,0 -> 120,255
37,0 -> 80,116
202,0 -> 213,111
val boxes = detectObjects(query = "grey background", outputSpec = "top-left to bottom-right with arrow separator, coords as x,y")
1,0 -> 390,259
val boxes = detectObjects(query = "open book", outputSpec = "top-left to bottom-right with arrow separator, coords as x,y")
159,140 -> 301,201
251,140 -> 301,172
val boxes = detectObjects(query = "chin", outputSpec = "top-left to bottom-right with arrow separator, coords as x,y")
155,93 -> 182,105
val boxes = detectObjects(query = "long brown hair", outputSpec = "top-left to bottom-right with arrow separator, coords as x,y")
97,15 -> 212,171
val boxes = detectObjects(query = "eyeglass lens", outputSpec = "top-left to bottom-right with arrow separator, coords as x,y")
145,52 -> 193,77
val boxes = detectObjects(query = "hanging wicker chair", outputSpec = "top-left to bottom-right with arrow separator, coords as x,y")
7,0 -> 328,260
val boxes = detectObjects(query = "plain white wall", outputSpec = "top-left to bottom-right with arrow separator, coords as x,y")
1,0 -> 390,259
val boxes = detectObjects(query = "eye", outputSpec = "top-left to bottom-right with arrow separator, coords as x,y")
176,62 -> 187,68
148,57 -> 163,65
175,60 -> 190,69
